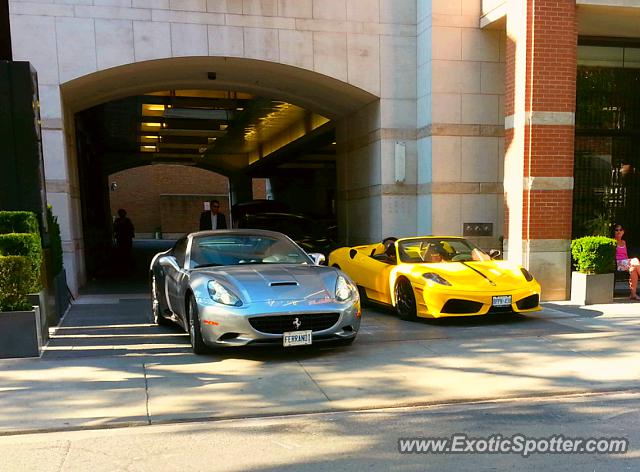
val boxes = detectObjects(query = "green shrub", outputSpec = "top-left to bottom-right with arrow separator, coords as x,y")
0,233 -> 42,292
0,256 -> 32,311
0,211 -> 39,235
571,236 -> 616,274
47,205 -> 64,275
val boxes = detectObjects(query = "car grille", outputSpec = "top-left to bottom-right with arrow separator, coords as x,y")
249,313 -> 340,334
486,306 -> 514,315
516,294 -> 539,310
441,299 -> 483,314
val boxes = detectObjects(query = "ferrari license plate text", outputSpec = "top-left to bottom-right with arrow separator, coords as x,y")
492,295 -> 512,307
283,330 -> 312,347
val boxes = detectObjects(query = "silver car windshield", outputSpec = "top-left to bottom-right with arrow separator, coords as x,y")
397,237 -> 490,264
190,234 -> 311,268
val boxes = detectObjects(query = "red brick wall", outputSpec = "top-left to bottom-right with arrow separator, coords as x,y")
524,125 -> 575,176
528,0 -> 577,113
505,0 -> 577,242
525,190 -> 573,240
160,195 -> 229,235
108,165 -> 229,235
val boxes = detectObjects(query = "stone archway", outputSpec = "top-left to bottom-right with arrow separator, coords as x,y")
58,57 -> 388,293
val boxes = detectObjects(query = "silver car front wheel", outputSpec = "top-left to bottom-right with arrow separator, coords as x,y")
188,295 -> 208,355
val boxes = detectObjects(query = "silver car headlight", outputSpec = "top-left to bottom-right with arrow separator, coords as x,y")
335,275 -> 356,302
208,280 -> 243,307
422,272 -> 452,286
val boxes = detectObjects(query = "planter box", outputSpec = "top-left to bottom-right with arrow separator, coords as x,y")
27,290 -> 49,343
571,272 -> 614,305
0,306 -> 42,358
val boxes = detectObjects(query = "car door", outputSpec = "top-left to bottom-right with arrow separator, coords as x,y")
162,237 -> 188,316
350,247 -> 396,304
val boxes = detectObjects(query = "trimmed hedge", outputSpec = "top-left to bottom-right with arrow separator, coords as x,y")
0,256 -> 32,311
571,236 -> 616,274
47,205 -> 64,275
0,233 -> 42,292
0,211 -> 39,235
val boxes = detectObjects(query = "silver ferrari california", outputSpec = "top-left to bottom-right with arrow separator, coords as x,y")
150,230 -> 361,354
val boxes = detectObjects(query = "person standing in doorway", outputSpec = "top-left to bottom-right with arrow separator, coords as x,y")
113,208 -> 135,274
199,199 -> 227,230
614,224 -> 640,300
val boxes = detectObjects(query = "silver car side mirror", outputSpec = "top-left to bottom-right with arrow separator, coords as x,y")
308,253 -> 326,266
159,255 -> 180,270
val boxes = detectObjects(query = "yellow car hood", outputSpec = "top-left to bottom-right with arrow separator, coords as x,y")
414,261 -> 529,291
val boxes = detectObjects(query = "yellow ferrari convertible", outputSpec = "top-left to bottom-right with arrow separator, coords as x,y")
328,236 -> 541,320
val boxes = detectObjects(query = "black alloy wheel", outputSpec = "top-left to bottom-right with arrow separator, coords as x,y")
188,295 -> 209,355
395,278 -> 417,321
151,274 -> 171,326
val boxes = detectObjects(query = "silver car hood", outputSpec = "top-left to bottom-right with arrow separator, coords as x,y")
197,264 -> 336,303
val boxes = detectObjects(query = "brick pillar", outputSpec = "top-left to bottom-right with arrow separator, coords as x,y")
504,0 -> 577,300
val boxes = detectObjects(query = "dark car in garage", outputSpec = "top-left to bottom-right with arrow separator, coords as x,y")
235,212 -> 337,260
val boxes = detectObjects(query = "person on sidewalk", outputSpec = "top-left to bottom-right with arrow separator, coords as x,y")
614,224 -> 640,300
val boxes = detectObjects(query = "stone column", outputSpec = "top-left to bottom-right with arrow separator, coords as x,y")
504,0 -> 577,300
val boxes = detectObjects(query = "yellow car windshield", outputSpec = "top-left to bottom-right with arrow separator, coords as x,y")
396,238 -> 491,264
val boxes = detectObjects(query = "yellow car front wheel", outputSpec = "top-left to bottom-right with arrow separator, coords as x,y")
395,278 -> 417,321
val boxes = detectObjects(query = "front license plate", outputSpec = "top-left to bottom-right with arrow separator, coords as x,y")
492,295 -> 512,307
283,330 -> 312,347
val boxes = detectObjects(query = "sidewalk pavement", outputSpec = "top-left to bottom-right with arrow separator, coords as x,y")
0,295 -> 638,435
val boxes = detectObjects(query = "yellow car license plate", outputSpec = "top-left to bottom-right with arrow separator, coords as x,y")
283,330 -> 312,347
492,295 -> 512,307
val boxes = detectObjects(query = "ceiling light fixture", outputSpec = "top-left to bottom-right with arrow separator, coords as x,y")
144,104 -> 165,112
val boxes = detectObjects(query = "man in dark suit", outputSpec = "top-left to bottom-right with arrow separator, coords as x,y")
199,199 -> 227,230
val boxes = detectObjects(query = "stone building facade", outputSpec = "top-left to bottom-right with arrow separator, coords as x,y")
8,0 -> 640,299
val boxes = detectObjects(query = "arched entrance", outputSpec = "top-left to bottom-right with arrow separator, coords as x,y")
60,57 -> 380,292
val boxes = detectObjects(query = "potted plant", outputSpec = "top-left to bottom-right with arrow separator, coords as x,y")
0,255 -> 42,358
570,236 -> 616,305
0,211 -> 44,358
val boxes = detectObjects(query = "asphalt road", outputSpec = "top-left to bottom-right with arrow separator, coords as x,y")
0,391 -> 637,472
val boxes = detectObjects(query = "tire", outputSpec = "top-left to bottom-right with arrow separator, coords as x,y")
394,278 -> 417,321
357,285 -> 369,307
188,295 -> 209,355
151,274 -> 171,326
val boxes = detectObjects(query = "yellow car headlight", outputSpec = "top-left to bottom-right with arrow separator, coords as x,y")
520,267 -> 534,282
422,272 -> 451,286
